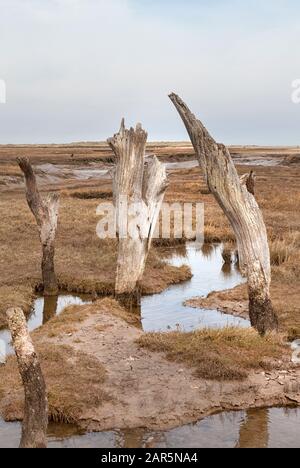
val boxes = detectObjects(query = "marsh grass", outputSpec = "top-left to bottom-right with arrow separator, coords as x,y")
0,343 -> 109,424
0,194 -> 191,326
0,153 -> 300,337
137,327 -> 288,381
65,188 -> 113,200
222,242 -> 235,264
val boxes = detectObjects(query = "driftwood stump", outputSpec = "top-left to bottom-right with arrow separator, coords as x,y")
169,93 -> 278,335
108,119 -> 168,297
17,157 -> 59,295
6,308 -> 48,448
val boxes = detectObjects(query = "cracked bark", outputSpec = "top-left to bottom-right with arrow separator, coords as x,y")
169,93 -> 278,334
6,307 -> 48,448
17,157 -> 59,295
108,120 -> 168,297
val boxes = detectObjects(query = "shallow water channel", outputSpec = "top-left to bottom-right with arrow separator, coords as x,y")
0,243 -> 248,359
141,242 -> 249,332
0,294 -> 92,357
0,243 -> 299,448
1,408 -> 300,448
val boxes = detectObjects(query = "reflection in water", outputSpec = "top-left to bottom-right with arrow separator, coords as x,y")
141,243 -> 249,332
42,296 -> 58,324
1,408 -> 300,448
237,409 -> 269,448
116,291 -> 141,316
119,428 -> 146,449
157,243 -> 188,260
201,243 -> 215,259
0,294 -> 92,358
28,294 -> 92,332
221,262 -> 233,277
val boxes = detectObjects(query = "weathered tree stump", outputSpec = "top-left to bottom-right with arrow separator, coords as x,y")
108,120 -> 168,297
169,93 -> 278,335
17,157 -> 59,296
6,307 -> 48,448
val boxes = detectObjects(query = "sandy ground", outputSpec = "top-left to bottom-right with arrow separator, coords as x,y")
1,301 -> 299,432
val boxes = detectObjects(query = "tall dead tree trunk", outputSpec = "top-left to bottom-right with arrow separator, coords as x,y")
169,93 -> 278,335
17,157 -> 59,296
6,307 -> 48,448
108,120 -> 168,298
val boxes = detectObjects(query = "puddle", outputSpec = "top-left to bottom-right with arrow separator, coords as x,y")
164,158 -> 285,170
141,243 -> 249,332
231,157 -> 283,166
1,407 -> 300,448
36,163 -> 110,184
0,294 -> 92,357
165,160 -> 199,170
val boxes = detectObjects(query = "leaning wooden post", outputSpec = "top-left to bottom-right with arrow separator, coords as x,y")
17,157 -> 59,295
169,93 -> 278,335
6,308 -> 48,448
108,120 -> 168,299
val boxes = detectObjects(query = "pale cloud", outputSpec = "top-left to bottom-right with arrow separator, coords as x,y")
0,0 -> 300,144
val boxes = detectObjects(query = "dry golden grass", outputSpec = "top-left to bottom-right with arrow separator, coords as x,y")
0,297 -> 142,423
137,327 -> 288,381
67,188 -> 113,200
0,343 -> 109,424
221,242 -> 236,264
0,147 -> 299,337
0,285 -> 34,329
40,303 -> 93,338
0,164 -> 23,178
270,239 -> 296,266
0,193 -> 191,328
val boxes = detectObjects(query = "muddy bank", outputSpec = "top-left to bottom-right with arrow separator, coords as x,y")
185,284 -> 249,320
0,299 -> 299,433
1,144 -> 299,192
229,146 -> 300,167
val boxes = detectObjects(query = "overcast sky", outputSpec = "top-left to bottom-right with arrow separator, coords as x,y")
0,0 -> 300,144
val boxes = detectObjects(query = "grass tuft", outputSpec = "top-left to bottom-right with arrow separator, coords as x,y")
0,344 -> 109,424
137,327 -> 288,381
